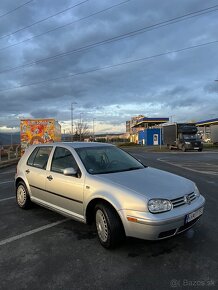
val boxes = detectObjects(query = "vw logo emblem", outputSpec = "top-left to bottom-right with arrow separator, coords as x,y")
184,194 -> 191,205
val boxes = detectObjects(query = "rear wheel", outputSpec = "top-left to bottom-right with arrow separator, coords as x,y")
16,181 -> 32,209
95,203 -> 125,248
198,148 -> 202,152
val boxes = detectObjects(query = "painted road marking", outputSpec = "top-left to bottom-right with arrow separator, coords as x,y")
158,159 -> 218,176
0,180 -> 14,185
0,197 -> 14,202
0,218 -> 70,247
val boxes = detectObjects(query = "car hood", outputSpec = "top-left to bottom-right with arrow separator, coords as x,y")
95,167 -> 195,200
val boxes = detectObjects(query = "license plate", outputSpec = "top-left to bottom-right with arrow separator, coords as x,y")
194,147 -> 199,149
185,207 -> 204,224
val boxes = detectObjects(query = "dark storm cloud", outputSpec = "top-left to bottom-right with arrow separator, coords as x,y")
31,108 -> 59,118
0,0 -> 218,131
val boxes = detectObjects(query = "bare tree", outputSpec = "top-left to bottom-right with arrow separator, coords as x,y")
74,121 -> 90,141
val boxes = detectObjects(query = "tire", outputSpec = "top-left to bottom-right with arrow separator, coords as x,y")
198,148 -> 202,152
95,203 -> 125,249
167,144 -> 171,150
16,181 -> 32,209
182,146 -> 186,152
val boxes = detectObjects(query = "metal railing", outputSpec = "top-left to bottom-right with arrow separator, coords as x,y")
0,144 -> 21,163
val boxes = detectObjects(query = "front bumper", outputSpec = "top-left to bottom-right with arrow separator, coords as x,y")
119,195 -> 205,240
184,143 -> 203,150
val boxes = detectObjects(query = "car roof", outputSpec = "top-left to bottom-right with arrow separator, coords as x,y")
31,142 -> 115,149
63,142 -> 114,148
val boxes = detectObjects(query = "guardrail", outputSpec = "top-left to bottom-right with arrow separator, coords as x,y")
0,144 -> 21,163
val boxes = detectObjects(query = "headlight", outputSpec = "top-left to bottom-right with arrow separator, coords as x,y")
148,199 -> 172,213
185,141 -> 190,144
194,184 -> 200,198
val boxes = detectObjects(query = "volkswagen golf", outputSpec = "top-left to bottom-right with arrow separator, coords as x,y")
15,142 -> 205,248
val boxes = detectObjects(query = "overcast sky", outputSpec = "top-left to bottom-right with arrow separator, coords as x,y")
0,0 -> 218,134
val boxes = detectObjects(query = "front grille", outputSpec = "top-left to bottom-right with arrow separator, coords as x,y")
171,192 -> 196,208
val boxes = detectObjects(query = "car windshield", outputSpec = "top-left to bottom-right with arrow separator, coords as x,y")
75,146 -> 145,174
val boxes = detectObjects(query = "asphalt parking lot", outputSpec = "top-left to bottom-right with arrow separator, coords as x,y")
0,150 -> 217,290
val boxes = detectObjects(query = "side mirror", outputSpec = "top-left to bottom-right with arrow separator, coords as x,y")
63,167 -> 77,176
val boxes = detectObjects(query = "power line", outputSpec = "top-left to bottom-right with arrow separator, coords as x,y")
0,0 -> 131,52
1,39 -> 218,93
0,3 -> 218,74
0,0 -> 89,40
0,0 -> 35,18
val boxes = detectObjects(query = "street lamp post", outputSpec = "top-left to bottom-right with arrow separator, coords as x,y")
79,113 -> 83,141
71,102 -> 77,142
93,118 -> 96,141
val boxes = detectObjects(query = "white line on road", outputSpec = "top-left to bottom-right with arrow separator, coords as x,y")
0,218 -> 70,247
0,180 -> 14,185
0,171 -> 16,175
158,158 -> 218,176
0,197 -> 14,202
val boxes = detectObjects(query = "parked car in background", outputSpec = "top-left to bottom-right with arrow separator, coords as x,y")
15,142 -> 205,248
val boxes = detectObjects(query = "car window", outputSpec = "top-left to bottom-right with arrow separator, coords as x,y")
75,146 -> 144,174
51,147 -> 79,174
27,147 -> 39,166
31,146 -> 53,169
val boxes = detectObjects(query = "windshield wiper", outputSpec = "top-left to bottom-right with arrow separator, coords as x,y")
121,166 -> 144,172
92,166 -> 145,175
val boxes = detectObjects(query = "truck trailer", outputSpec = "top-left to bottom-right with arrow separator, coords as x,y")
163,123 -> 203,152
20,118 -> 61,154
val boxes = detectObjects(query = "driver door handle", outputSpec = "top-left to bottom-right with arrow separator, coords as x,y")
47,175 -> 53,181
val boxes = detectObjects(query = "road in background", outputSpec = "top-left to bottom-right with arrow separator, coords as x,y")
0,150 -> 217,290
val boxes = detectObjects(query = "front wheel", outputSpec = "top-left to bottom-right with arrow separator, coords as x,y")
182,146 -> 186,152
16,181 -> 32,209
95,203 -> 125,248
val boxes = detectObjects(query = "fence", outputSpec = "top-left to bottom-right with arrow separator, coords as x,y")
0,144 -> 21,163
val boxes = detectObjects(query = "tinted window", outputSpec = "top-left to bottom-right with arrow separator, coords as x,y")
32,147 -> 52,169
27,147 -> 39,166
51,147 -> 78,174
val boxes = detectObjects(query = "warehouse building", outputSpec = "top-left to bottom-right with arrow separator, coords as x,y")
127,117 -> 169,145
196,118 -> 218,144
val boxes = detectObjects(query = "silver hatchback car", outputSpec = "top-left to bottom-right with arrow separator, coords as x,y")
15,142 -> 205,248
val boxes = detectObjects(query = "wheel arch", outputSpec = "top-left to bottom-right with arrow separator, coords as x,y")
85,198 -> 124,229
15,177 -> 32,197
15,177 -> 26,187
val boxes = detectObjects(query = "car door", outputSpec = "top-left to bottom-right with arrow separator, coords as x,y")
25,146 -> 53,200
44,146 -> 85,219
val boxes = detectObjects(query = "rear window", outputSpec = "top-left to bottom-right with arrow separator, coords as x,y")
27,146 -> 52,169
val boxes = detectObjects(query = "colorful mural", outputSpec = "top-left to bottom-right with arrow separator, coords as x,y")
20,119 -> 61,154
